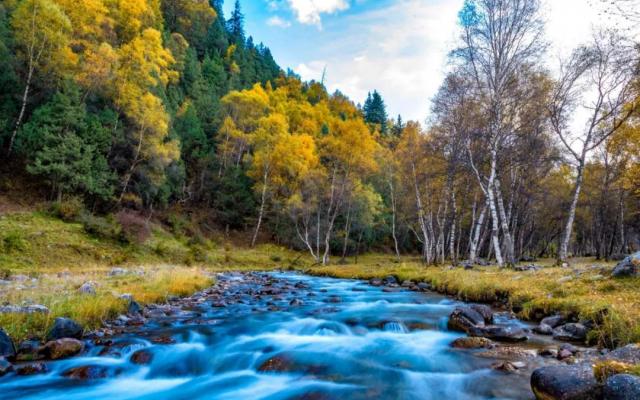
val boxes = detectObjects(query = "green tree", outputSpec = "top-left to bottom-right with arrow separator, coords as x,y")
363,90 -> 388,135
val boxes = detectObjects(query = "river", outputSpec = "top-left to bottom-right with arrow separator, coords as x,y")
1,272 -> 562,399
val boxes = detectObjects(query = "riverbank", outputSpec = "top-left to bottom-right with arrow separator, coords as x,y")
304,255 -> 639,349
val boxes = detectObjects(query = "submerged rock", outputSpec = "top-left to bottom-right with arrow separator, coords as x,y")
0,328 -> 16,359
612,252 -> 640,278
63,365 -> 113,380
15,362 -> 47,376
16,340 -> 43,361
531,363 -> 601,400
47,318 -> 83,341
130,349 -> 153,365
603,374 -> 640,400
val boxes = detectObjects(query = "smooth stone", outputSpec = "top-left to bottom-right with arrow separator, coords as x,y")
448,307 -> 486,333
553,323 -> 588,342
130,349 -> 153,365
531,363 -> 601,400
0,328 -> 16,359
40,338 -> 84,360
450,337 -> 494,349
603,374 -> 640,400
473,325 -> 529,342
63,365 -> 111,380
47,318 -> 83,341
542,315 -> 567,329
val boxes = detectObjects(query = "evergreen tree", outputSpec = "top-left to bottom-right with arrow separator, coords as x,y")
21,83 -> 114,201
392,114 -> 404,136
0,4 -> 17,147
363,90 -> 388,135
227,0 -> 245,46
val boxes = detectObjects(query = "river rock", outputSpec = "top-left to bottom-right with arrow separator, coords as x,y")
0,328 -> 16,359
16,340 -> 43,361
448,306 -> 486,333
289,298 -> 304,306
553,323 -> 588,342
40,338 -> 84,360
612,252 -> 640,278
534,324 -> 554,335
63,365 -> 111,380
492,360 -> 526,372
369,278 -> 383,287
603,374 -> 640,400
382,275 -> 398,285
531,363 -> 601,400
130,349 -> 153,365
542,315 -> 567,329
127,300 -> 142,315
469,304 -> 494,324
472,325 -> 529,342
604,344 -> 640,364
47,317 -> 83,340
0,357 -> 13,376
417,282 -> 431,291
450,337 -> 494,349
16,362 -> 47,376
79,282 -> 96,295
477,346 -> 537,360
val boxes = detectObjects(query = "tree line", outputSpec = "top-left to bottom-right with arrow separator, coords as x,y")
1,0 -> 639,266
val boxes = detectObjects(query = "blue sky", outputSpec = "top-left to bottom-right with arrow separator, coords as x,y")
222,0 -> 612,123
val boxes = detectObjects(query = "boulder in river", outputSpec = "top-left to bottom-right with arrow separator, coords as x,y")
472,325 -> 529,343
531,363 -> 601,400
127,300 -> 142,315
469,304 -> 494,324
447,306 -> 487,333
63,365 -> 112,380
40,338 -> 84,360
16,340 -> 43,361
0,357 -> 13,376
16,362 -> 47,376
553,323 -> 588,342
130,349 -> 153,365
612,252 -> 640,278
603,374 -> 640,400
47,317 -> 83,340
0,328 -> 16,359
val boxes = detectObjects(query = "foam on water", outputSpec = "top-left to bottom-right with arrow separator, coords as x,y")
0,272 -> 546,399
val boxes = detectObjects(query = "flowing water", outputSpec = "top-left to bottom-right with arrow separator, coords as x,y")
1,272 -> 558,399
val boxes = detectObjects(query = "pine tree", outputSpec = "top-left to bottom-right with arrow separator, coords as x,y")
227,0 -> 245,46
363,90 -> 388,135
392,114 -> 404,136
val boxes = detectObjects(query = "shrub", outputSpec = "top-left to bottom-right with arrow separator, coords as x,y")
80,213 -> 120,241
50,197 -> 84,222
116,211 -> 150,245
593,360 -> 640,383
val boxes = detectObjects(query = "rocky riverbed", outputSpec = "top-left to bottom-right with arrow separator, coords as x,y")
0,271 -> 638,399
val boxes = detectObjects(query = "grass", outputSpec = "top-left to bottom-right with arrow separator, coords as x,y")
593,360 -> 640,382
304,254 -> 640,348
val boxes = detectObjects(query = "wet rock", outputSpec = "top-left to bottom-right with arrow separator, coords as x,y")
401,280 -> 414,288
40,338 -> 84,360
612,252 -> 640,278
258,354 -> 296,372
603,374 -> 640,400
469,304 -> 494,324
16,340 -> 43,361
531,363 -> 601,400
558,349 -> 574,360
16,362 -> 47,376
0,328 -> 16,359
369,278 -> 382,286
417,282 -> 431,291
130,349 -> 153,365
534,324 -> 554,335
127,300 -> 142,315
539,348 -> 559,358
289,298 -> 304,307
604,344 -> 640,364
477,346 -> 537,360
542,315 -> 567,329
63,365 -> 111,380
447,307 -> 486,333
553,323 -> 588,342
327,296 -> 341,303
450,337 -> 494,349
382,276 -> 397,285
151,335 -> 175,345
47,317 -> 83,340
0,357 -> 13,376
472,325 -> 529,342
492,360 -> 526,372
79,282 -> 96,295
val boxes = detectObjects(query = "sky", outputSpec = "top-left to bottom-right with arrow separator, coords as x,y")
224,0 -> 618,123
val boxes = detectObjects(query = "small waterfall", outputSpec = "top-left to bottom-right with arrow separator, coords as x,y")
383,321 -> 409,334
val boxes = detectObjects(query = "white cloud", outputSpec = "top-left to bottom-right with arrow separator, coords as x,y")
267,16 -> 292,28
287,0 -> 350,26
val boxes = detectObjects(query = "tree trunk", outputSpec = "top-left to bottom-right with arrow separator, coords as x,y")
470,202 -> 487,263
494,178 -> 516,266
388,179 -> 401,260
251,169 -> 269,248
486,150 -> 504,267
559,160 -> 585,262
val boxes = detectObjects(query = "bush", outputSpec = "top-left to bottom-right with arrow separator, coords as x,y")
80,213 -> 121,241
2,231 -> 29,254
50,197 -> 84,222
116,211 -> 151,245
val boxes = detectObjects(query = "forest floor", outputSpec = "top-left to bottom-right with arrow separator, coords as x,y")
0,210 -> 638,349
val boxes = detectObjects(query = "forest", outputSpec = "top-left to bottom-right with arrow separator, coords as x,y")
0,0 -> 638,269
